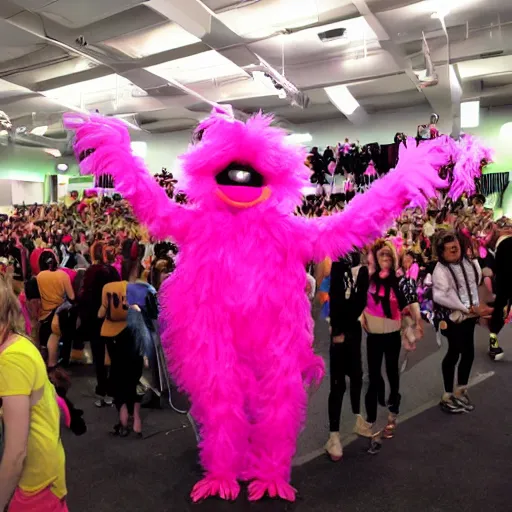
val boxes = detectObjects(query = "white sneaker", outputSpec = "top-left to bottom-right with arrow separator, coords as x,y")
353,414 -> 373,438
94,396 -> 114,408
324,432 -> 343,461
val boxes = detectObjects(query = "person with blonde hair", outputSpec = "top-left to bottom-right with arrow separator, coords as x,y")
0,274 -> 68,511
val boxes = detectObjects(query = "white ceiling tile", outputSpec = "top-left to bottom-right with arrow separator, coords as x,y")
11,0 -> 57,8
37,0 -> 147,28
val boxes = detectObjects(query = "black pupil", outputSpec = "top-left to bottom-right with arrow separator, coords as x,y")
215,163 -> 263,187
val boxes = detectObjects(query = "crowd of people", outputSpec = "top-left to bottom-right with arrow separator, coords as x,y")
0,141 -> 511,509
314,189 -> 512,458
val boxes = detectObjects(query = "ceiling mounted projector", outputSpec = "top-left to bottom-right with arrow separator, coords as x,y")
318,28 -> 347,43
251,54 -> 310,109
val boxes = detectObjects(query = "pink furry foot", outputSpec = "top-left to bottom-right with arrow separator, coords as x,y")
248,479 -> 297,502
190,475 -> 240,502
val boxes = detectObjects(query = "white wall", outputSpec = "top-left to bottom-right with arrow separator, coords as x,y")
0,181 -> 13,207
11,181 -> 44,205
135,131 -> 191,177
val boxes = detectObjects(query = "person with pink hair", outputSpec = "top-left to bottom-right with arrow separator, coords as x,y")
63,108 -> 481,503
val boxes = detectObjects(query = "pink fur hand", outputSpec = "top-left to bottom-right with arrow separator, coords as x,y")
302,354 -> 325,391
306,136 -> 453,262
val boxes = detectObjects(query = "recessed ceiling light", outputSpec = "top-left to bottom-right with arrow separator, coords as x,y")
31,125 -> 48,136
324,85 -> 360,115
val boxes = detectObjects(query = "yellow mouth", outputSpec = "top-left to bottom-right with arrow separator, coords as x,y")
215,186 -> 272,209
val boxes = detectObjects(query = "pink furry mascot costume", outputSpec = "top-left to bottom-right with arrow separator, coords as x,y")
64,109 -> 466,502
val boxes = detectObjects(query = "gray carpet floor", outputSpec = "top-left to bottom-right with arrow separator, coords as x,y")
61,321 -> 512,511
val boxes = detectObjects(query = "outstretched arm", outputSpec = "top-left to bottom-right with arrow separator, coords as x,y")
63,112 -> 194,243
303,137 -> 452,262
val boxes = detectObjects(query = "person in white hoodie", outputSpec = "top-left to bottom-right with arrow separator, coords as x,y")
432,231 -> 492,414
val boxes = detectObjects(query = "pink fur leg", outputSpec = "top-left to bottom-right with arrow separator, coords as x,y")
244,367 -> 307,502
188,374 -> 248,501
167,329 -> 249,502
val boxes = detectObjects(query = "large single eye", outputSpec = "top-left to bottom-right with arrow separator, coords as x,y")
216,163 -> 264,187
228,170 -> 251,184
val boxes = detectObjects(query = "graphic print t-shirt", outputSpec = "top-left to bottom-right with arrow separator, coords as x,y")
100,281 -> 128,337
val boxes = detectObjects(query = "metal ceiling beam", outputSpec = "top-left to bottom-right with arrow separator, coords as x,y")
351,0 -> 453,121
146,0 -> 259,67
0,2 -> 206,118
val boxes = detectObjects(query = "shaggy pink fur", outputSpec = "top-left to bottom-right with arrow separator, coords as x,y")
63,111 -> 486,503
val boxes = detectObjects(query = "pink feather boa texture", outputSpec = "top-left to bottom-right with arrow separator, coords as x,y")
446,134 -> 493,199
63,110 -> 490,503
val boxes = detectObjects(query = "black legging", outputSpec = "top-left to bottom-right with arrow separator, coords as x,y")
365,331 -> 401,424
328,323 -> 363,432
441,318 -> 476,393
105,328 -> 144,415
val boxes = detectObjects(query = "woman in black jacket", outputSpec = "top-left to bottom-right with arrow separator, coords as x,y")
324,251 -> 372,461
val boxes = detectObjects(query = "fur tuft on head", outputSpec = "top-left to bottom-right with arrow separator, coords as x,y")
179,109 -> 310,213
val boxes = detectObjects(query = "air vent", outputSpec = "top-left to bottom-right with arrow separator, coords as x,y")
318,28 -> 347,43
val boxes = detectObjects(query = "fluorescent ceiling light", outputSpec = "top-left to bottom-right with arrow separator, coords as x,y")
218,0 -> 318,38
460,100 -> 480,128
44,148 -> 62,158
103,22 -> 200,59
31,125 -> 48,136
56,163 -> 69,172
287,133 -> 313,144
324,85 -> 360,115
43,74 -> 135,109
146,51 -> 246,85
131,141 -> 147,158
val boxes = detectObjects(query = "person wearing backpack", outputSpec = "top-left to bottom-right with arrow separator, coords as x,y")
433,231 -> 493,414
324,251 -> 371,461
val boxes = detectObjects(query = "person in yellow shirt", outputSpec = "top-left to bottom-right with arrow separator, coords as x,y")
36,252 -> 75,369
0,276 -> 67,512
99,261 -> 144,438
0,274 -> 68,512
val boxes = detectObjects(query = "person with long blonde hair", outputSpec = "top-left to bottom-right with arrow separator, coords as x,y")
0,274 -> 68,511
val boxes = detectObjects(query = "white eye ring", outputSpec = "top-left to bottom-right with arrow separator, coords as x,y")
228,170 -> 251,183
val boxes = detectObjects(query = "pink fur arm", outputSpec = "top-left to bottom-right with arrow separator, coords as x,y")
305,137 -> 451,262
63,112 -> 194,242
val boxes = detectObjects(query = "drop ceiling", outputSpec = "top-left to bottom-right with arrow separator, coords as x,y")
0,0 -> 511,137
